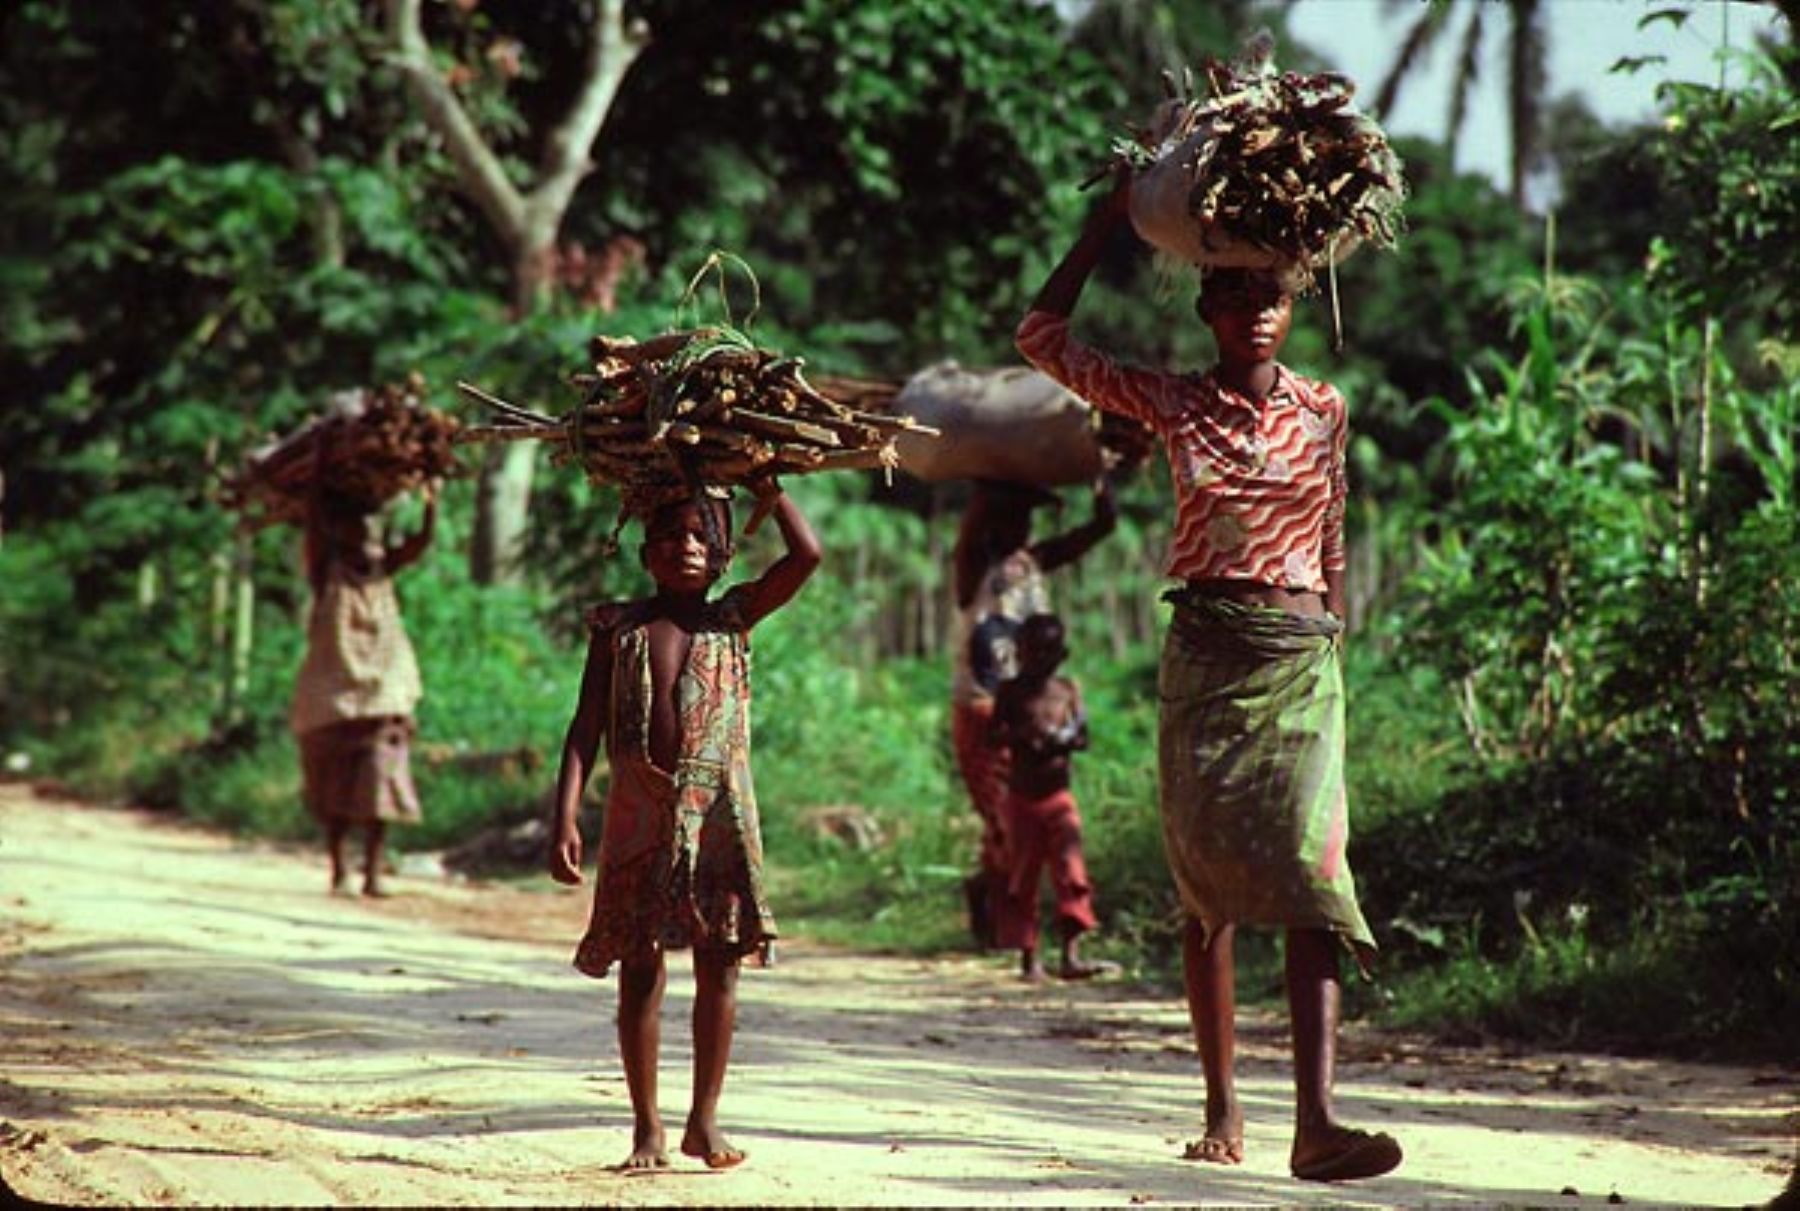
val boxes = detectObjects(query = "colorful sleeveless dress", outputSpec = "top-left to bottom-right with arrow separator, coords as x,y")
573,589 -> 776,978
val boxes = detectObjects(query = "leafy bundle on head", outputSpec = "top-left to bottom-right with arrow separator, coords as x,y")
225,374 -> 464,530
1116,30 -> 1407,296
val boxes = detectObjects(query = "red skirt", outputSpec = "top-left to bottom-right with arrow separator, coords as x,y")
297,717 -> 421,826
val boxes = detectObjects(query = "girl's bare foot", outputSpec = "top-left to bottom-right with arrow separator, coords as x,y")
618,1122 -> 669,1171
680,1119 -> 745,1169
1183,1134 -> 1245,1163
1181,1101 -> 1244,1165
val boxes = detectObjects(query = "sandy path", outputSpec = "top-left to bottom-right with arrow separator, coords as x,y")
0,781 -> 1793,1207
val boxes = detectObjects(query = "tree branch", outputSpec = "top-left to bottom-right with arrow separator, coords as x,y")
382,0 -> 526,248
525,0 -> 644,236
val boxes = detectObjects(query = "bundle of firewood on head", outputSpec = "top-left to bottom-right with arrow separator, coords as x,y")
224,375 -> 464,530
456,322 -> 939,533
1115,29 -> 1405,320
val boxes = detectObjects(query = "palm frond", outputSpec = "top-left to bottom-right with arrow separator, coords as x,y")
1373,1 -> 1455,119
1446,5 -> 1487,154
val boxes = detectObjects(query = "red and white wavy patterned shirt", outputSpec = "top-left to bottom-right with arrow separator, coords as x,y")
1016,310 -> 1347,593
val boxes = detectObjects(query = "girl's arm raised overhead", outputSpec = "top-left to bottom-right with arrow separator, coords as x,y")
1032,474 -> 1117,574
1030,171 -> 1133,318
735,479 -> 823,629
1017,175 -> 1168,433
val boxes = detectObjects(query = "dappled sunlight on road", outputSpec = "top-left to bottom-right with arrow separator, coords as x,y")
2,783 -> 1792,1207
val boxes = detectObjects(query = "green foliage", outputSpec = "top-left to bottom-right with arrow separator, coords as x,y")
598,0 -> 1122,366
1646,43 -> 1800,329
1370,256 -> 1799,1054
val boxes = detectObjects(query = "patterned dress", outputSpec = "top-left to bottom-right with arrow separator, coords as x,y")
573,590 -> 776,978
1015,309 -> 1346,591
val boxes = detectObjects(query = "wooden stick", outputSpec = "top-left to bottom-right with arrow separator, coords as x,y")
457,381 -> 554,425
729,409 -> 842,447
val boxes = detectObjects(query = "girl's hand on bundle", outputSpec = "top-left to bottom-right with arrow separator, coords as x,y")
1092,473 -> 1118,523
743,475 -> 783,537
1106,167 -> 1133,217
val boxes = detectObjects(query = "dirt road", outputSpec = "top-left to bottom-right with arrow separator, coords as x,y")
1,781 -> 1793,1207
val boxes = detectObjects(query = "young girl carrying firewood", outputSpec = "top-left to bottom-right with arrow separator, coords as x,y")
1016,173 -> 1402,1184
546,477 -> 820,1173
290,454 -> 437,899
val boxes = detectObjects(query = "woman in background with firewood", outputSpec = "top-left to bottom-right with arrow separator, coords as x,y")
1015,173 -> 1401,1184
547,478 -> 820,1173
290,435 -> 437,899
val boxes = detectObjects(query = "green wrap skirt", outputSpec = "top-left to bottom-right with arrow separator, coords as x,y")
1157,589 -> 1376,963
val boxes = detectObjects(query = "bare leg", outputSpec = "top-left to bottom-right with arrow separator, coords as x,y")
1020,945 -> 1046,981
1286,928 -> 1400,1181
361,821 -> 389,897
1287,927 -> 1339,1140
1181,918 -> 1243,1163
326,820 -> 350,895
617,953 -> 669,1170
681,952 -> 745,1168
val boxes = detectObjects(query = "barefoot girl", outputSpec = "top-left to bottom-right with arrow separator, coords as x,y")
292,475 -> 435,898
547,480 -> 820,1171
986,612 -> 1112,983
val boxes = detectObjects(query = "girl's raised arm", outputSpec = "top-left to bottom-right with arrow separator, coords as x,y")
735,481 -> 822,628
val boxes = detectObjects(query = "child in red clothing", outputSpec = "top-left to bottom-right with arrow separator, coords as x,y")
986,613 -> 1112,982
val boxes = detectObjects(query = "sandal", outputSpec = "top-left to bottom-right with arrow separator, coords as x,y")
1290,1128 -> 1402,1182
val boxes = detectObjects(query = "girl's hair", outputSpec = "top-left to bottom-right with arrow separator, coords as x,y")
1195,266 -> 1294,319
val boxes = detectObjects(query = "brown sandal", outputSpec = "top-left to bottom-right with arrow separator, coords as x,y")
1290,1129 -> 1402,1182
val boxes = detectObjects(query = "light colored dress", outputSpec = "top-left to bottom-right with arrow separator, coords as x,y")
291,562 -> 422,736
291,558 -> 423,825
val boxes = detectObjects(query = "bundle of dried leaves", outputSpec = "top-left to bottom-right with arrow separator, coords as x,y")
1117,37 -> 1405,290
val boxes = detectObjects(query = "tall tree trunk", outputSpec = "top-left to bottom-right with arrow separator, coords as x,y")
1695,316 -> 1714,608
470,441 -> 538,585
384,0 -> 643,584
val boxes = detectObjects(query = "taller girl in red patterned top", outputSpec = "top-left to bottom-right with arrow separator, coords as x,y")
1016,174 -> 1402,1185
